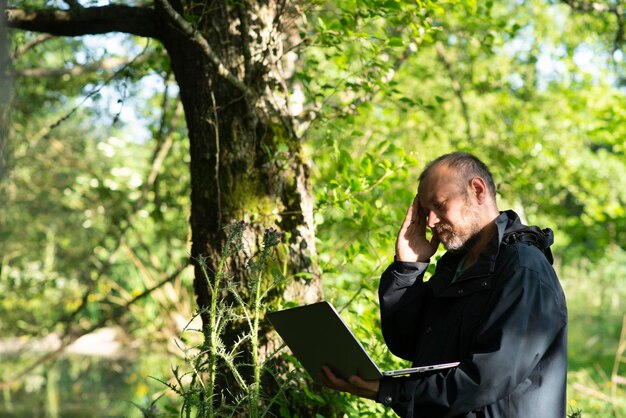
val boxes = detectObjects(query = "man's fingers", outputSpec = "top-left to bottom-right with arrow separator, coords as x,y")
348,375 -> 380,400
321,366 -> 346,390
413,195 -> 427,226
402,204 -> 415,229
402,196 -> 425,229
396,195 -> 431,262
349,375 -> 374,390
322,367 -> 379,400
410,195 -> 420,222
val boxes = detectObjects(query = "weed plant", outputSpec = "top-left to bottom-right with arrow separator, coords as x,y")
152,221 -> 292,417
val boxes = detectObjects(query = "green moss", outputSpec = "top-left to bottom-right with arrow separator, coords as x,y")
224,174 -> 286,225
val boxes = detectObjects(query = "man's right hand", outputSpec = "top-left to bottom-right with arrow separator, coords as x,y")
395,195 -> 440,262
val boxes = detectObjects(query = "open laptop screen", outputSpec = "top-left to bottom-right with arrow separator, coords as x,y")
267,301 -> 459,384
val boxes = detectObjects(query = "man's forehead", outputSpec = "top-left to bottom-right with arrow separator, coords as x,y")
417,180 -> 434,204
418,165 -> 458,203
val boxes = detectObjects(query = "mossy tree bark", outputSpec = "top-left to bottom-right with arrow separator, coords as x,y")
155,0 -> 321,311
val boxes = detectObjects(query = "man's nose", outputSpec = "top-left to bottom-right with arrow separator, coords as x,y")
427,211 -> 439,228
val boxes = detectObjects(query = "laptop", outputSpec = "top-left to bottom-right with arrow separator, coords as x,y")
267,301 -> 459,384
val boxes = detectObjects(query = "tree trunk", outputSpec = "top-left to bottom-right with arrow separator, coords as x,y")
156,0 -> 322,402
157,0 -> 320,311
0,0 -> 10,184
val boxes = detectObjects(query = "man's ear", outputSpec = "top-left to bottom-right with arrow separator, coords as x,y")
469,176 -> 488,204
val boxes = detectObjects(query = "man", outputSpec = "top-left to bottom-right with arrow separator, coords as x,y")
322,152 -> 568,417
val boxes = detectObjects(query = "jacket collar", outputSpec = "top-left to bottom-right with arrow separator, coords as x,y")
499,210 -> 554,264
429,210 -> 554,296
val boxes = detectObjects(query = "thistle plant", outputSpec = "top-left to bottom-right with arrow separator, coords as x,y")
156,221 -> 286,418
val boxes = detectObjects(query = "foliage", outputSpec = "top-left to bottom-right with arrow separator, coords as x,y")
299,0 -> 626,416
1,31 -> 191,340
2,0 -> 626,416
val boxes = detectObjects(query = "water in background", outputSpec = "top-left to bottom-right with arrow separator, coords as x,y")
0,353 -> 168,418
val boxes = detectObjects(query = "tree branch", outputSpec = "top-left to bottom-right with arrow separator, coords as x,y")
613,4 -> 625,52
11,55 -> 149,77
62,0 -> 83,9
155,0 -> 253,99
561,0 -> 625,51
4,5 -> 158,38
12,33 -> 53,58
435,41 -> 473,144
21,41 -> 151,147
236,2 -> 253,85
561,0 -> 618,13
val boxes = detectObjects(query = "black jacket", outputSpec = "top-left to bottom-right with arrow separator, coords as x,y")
376,211 -> 568,418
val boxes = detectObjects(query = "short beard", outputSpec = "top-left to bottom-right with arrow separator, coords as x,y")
437,196 -> 482,253
447,231 -> 480,254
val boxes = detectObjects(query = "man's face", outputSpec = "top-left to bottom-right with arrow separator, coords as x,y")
418,166 -> 483,252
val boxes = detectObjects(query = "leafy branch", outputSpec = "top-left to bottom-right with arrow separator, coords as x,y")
435,41 -> 473,144
562,0 -> 625,53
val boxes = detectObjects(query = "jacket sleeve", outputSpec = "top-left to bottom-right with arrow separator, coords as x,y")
376,245 -> 568,417
378,260 -> 431,361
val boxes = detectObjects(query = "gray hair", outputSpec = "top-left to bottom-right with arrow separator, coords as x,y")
419,152 -> 497,198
